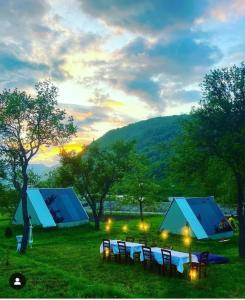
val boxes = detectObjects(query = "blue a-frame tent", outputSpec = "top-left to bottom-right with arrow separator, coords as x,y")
13,188 -> 89,228
159,196 -> 233,240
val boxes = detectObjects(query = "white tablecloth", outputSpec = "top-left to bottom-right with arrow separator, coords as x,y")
140,247 -> 198,273
99,240 -> 143,260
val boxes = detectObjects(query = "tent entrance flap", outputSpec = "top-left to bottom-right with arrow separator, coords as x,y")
27,189 -> 56,228
176,198 -> 208,239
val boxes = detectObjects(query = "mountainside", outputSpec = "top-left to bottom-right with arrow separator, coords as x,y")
95,114 -> 188,162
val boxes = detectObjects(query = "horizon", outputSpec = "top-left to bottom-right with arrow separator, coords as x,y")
1,0 -> 245,165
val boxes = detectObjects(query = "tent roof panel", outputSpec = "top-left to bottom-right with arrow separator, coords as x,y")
39,188 -> 89,224
186,197 -> 233,235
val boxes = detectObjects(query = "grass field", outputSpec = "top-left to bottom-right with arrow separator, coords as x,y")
0,213 -> 245,298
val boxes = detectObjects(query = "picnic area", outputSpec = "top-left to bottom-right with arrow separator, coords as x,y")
0,213 -> 244,298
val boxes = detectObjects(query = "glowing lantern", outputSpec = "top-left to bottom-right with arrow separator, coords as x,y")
105,224 -> 111,232
139,222 -> 144,231
107,218 -> 112,225
104,248 -> 110,257
183,236 -> 191,246
161,230 -> 169,240
182,225 -> 190,237
189,269 -> 198,281
143,223 -> 149,232
122,224 -> 128,233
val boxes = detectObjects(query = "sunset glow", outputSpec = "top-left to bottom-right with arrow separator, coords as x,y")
1,0 -> 244,166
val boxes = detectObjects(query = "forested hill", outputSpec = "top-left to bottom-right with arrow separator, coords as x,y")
95,114 -> 188,163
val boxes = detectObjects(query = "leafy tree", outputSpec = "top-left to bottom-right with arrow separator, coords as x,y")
37,169 -> 60,188
26,169 -> 42,188
0,81 -> 76,253
113,154 -> 159,220
55,141 -> 135,230
169,63 -> 245,257
166,131 -> 236,204
0,186 -> 18,215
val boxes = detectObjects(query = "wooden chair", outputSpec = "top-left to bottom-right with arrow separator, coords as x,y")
160,249 -> 177,276
189,251 -> 209,279
126,236 -> 135,242
102,239 -> 111,261
142,246 -> 154,270
117,241 -> 130,264
133,239 -> 146,262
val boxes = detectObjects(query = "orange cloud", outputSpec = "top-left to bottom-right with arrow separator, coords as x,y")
31,143 -> 85,166
70,111 -> 93,121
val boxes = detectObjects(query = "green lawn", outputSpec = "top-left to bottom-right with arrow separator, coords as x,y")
0,213 -> 244,298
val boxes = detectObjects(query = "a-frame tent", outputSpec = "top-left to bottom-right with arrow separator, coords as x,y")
13,187 -> 89,228
159,196 -> 233,240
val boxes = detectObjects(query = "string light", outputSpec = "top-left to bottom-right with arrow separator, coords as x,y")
107,218 -> 112,225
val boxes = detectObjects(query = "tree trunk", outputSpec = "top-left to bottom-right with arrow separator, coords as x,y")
20,169 -> 29,254
235,172 -> 245,257
94,215 -> 100,230
139,200 -> 144,221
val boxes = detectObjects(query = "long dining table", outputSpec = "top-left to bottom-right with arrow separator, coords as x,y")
140,247 -> 199,273
100,240 -> 199,273
99,239 -> 144,260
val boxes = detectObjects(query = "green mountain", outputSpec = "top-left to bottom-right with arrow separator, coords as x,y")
95,114 -> 188,165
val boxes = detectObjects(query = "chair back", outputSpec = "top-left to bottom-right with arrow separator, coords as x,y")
161,249 -> 172,266
103,239 -> 110,251
199,251 -> 209,264
117,241 -> 126,254
139,239 -> 147,246
142,246 -> 152,261
126,236 -> 134,242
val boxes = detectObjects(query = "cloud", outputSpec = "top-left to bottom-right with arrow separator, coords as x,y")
81,32 -> 222,109
0,0 -> 103,90
0,49 -> 49,72
209,0 -> 245,22
79,0 -> 209,35
60,99 -> 135,135
168,89 -> 201,104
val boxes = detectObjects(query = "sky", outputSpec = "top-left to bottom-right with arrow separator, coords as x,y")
1,0 -> 245,165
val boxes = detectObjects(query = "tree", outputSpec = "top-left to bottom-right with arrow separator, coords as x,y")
0,81 -> 76,253
166,130 -> 236,204
56,141 -> 135,230
170,63 -> 245,257
114,154 -> 157,221
27,169 -> 42,188
0,186 -> 18,215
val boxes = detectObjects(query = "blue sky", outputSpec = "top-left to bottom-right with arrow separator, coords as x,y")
1,0 -> 245,164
